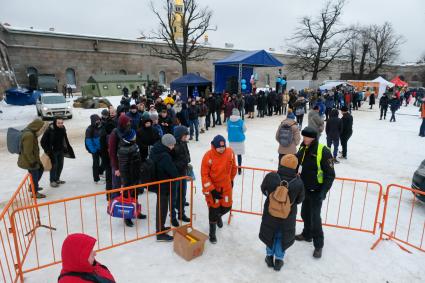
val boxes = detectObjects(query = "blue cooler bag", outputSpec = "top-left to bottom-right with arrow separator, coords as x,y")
107,195 -> 141,219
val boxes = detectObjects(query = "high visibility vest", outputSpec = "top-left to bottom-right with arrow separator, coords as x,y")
300,144 -> 325,185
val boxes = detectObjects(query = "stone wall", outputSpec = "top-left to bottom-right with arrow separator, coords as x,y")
0,25 -> 15,97
2,26 -> 424,93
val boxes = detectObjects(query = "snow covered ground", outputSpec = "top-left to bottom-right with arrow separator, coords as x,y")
1,98 -> 424,282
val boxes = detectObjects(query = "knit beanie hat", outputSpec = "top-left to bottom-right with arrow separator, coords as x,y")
232,108 -> 240,116
301,126 -> 318,139
161,134 -> 176,147
211,135 -> 226,148
280,154 -> 298,169
150,111 -> 159,122
174,126 -> 189,140
141,112 -> 151,121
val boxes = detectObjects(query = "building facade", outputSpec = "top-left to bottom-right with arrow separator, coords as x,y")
0,23 -> 423,96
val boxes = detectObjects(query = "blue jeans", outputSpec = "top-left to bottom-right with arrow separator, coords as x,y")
28,168 -> 43,192
266,230 -> 285,260
326,136 -> 339,158
189,119 -> 199,140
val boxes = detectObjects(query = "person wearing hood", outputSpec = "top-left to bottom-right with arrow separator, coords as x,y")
295,127 -> 335,259
99,109 -> 117,194
85,114 -> 104,184
227,108 -> 247,175
18,119 -> 47,199
149,110 -> 164,137
108,114 -> 132,189
325,109 -> 343,163
275,109 -> 301,162
58,233 -> 115,282
41,118 -> 75,188
307,105 -> 324,140
177,103 -> 190,127
136,112 -> 161,163
170,126 -> 192,227
116,126 -> 145,227
389,95 -> 401,122
201,135 -> 237,244
149,134 -> 179,242
159,109 -> 174,135
126,104 -> 142,130
259,155 -> 304,271
379,93 -> 389,120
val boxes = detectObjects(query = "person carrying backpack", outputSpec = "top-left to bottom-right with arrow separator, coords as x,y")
227,108 -> 247,175
17,119 -> 47,199
259,155 -> 304,271
293,96 -> 307,128
275,109 -> 301,162
59,233 -> 116,283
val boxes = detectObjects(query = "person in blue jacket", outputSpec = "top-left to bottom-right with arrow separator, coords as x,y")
316,97 -> 326,117
227,108 -> 247,175
126,104 -> 142,130
85,114 -> 104,183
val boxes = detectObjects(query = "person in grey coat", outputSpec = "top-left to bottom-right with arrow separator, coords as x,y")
307,105 -> 324,140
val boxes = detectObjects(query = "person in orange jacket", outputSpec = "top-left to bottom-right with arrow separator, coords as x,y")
201,135 -> 237,244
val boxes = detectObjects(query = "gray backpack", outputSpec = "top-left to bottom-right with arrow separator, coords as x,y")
278,122 -> 295,147
7,128 -> 23,154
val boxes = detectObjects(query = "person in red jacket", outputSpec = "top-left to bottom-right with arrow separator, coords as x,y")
201,135 -> 237,244
58,233 -> 115,283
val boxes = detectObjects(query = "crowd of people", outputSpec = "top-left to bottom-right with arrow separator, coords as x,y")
16,82 -> 425,280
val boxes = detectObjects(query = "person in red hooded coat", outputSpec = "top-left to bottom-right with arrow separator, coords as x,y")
58,233 -> 116,283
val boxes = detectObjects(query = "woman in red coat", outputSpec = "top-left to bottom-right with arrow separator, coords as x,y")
58,233 -> 116,283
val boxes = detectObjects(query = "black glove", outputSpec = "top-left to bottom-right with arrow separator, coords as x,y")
210,189 -> 223,200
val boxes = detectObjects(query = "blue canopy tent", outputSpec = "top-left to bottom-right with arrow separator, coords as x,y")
5,88 -> 42,106
213,50 -> 283,94
170,73 -> 212,102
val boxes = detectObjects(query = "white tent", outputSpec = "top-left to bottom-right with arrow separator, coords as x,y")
372,76 -> 394,96
319,81 -> 353,91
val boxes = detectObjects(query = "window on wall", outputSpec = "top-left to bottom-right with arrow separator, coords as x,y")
119,69 -> 127,75
65,68 -> 76,86
159,71 -> 166,85
266,74 -> 270,86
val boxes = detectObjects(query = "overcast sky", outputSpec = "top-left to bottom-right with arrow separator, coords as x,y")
1,0 -> 424,63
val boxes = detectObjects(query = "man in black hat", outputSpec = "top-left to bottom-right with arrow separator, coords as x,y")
295,126 -> 335,259
339,106 -> 353,159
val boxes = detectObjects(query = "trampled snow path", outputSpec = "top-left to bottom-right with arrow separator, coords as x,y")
1,98 -> 424,282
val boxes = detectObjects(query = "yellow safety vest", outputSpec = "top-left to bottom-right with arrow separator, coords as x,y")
300,144 -> 325,185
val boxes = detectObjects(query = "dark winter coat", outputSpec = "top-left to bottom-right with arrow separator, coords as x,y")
245,94 -> 256,112
369,93 -> 376,105
41,120 -> 75,159
188,104 -> 200,120
341,112 -> 353,138
136,118 -> 161,162
215,96 -> 223,112
99,118 -> 116,167
126,111 -> 142,130
17,119 -> 44,170
325,110 -> 343,139
158,114 -> 174,134
85,115 -> 101,154
390,97 -> 400,112
296,140 -> 335,195
172,134 -> 191,177
116,133 -> 141,187
149,141 -> 179,194
206,95 -> 216,113
224,101 -> 235,118
259,169 -> 305,251
379,95 -> 389,109
199,103 -> 208,117
177,104 -> 190,127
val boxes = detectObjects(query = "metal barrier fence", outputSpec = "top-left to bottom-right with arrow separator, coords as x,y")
228,166 -> 383,235
9,176 -> 193,283
371,184 -> 425,253
0,174 -> 38,283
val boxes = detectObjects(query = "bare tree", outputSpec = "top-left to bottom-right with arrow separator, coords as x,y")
417,52 -> 425,64
367,22 -> 403,75
146,0 -> 213,75
346,25 -> 372,79
287,0 -> 350,80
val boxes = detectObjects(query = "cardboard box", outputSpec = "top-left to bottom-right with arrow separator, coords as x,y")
173,226 -> 208,261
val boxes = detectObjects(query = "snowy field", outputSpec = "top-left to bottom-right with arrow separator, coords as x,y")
0,97 -> 424,282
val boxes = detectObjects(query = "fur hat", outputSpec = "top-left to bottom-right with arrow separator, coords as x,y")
301,126 -> 318,139
161,134 -> 176,147
280,154 -> 298,170
211,135 -> 226,148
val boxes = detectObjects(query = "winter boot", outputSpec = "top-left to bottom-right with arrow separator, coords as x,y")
209,223 -> 217,244
179,214 -> 191,222
313,248 -> 322,258
217,216 -> 223,228
156,233 -> 173,242
137,213 -> 147,219
32,192 -> 46,199
265,256 -> 274,268
295,234 -> 312,242
274,259 -> 284,271
50,181 -> 59,188
238,168 -> 242,175
171,218 -> 180,227
124,219 -> 134,227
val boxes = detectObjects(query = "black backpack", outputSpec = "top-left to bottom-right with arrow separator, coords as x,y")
278,122 -> 295,147
140,158 -> 157,184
